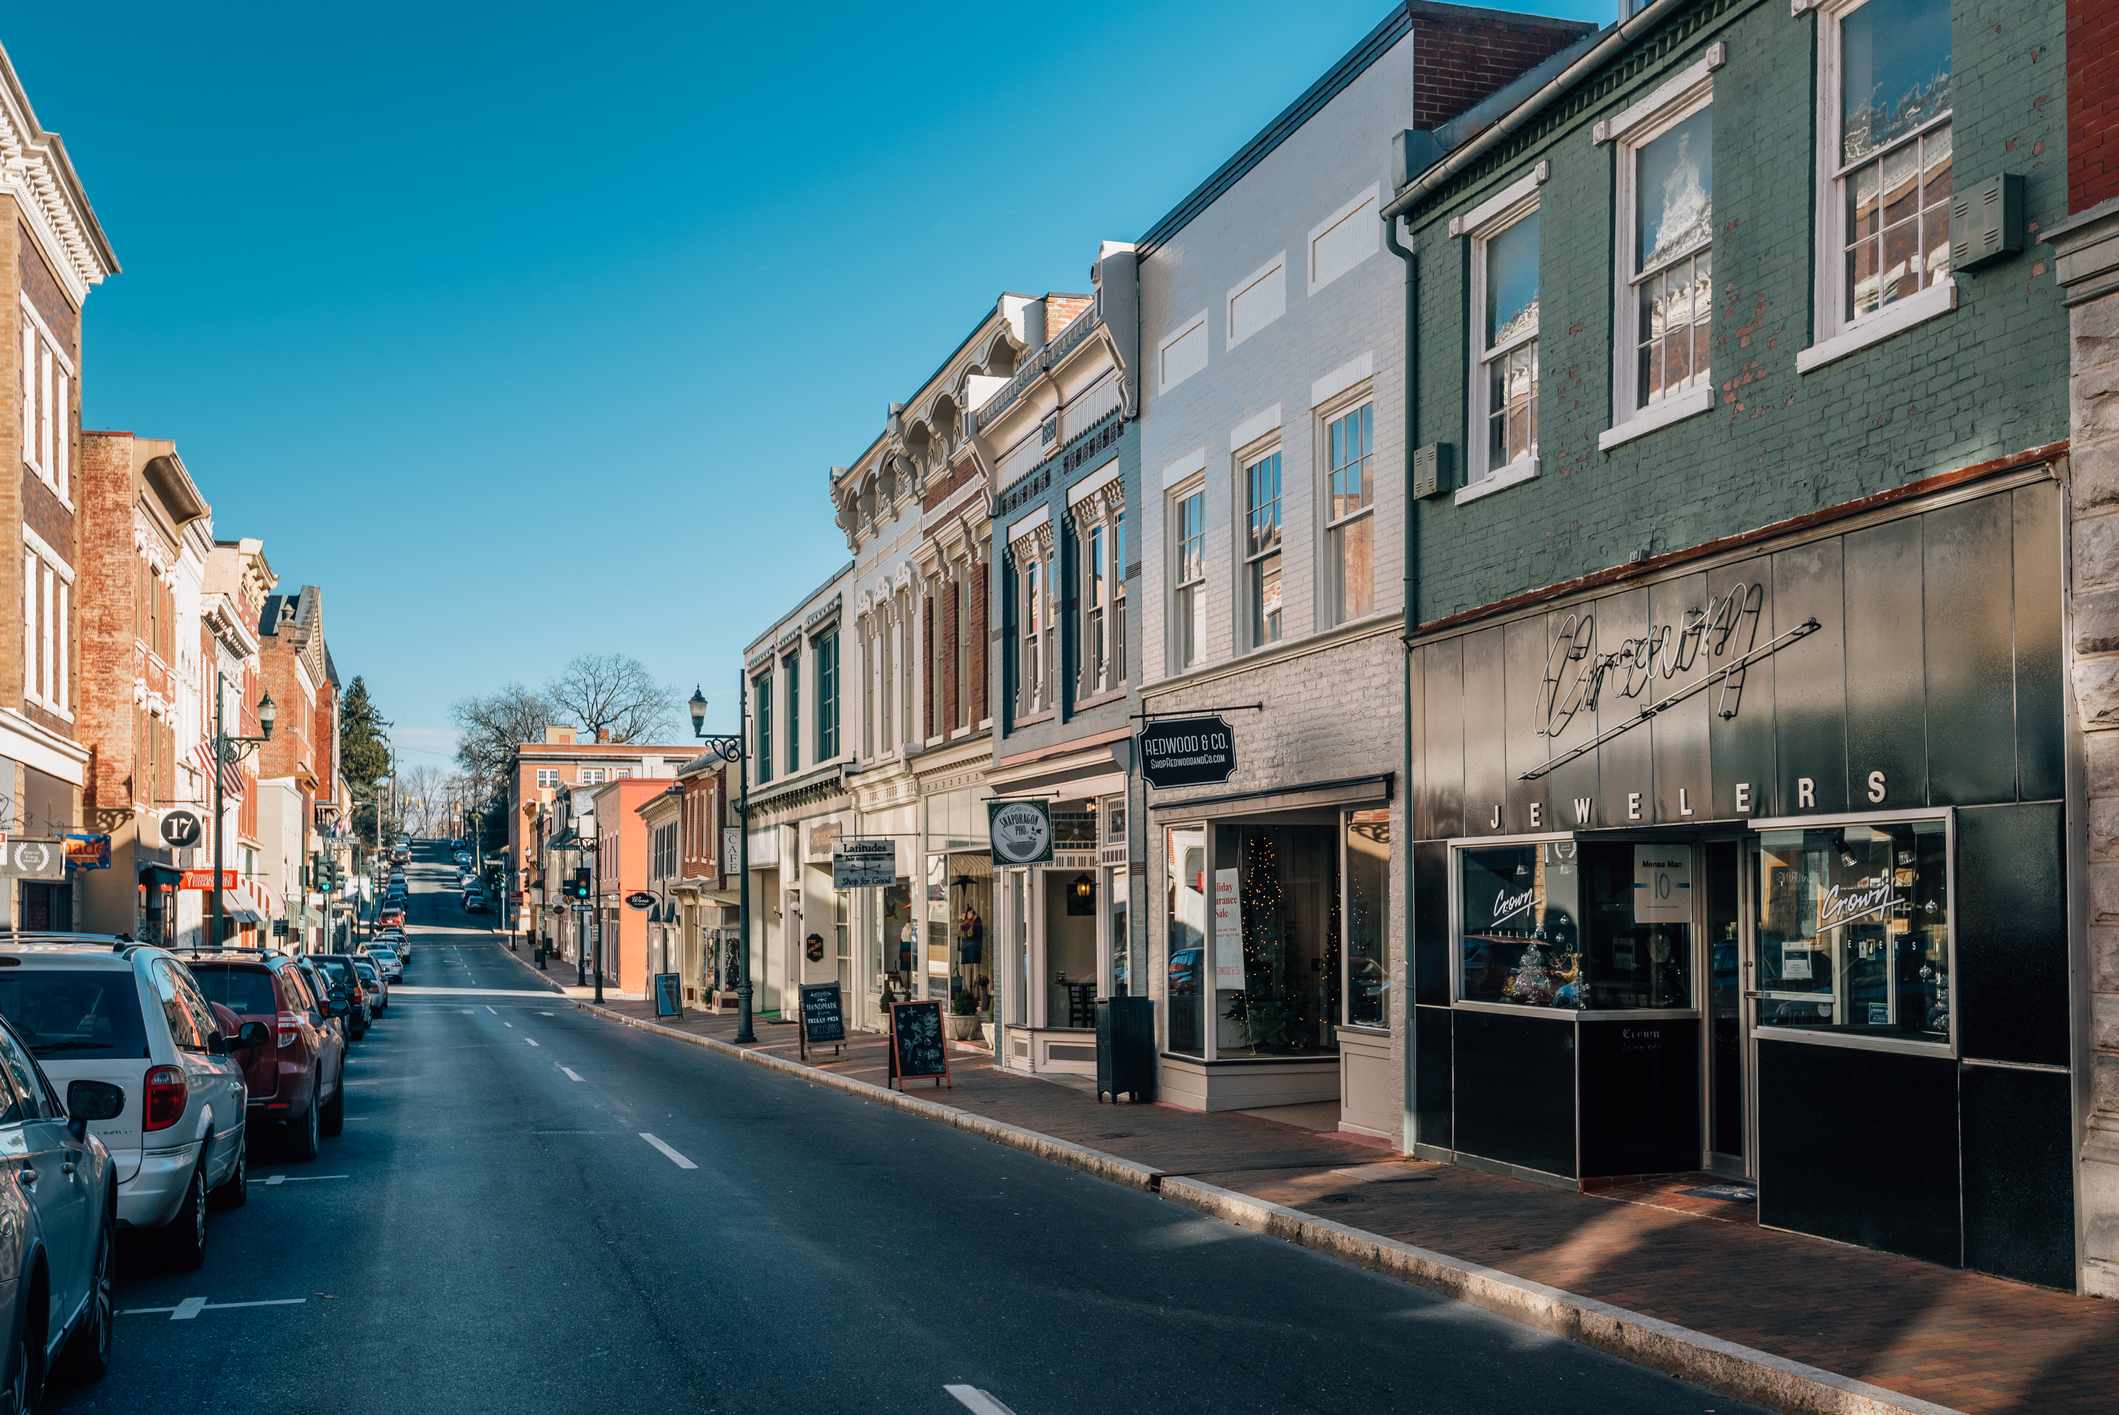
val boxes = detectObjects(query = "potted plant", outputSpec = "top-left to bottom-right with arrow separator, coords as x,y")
946,987 -> 982,1040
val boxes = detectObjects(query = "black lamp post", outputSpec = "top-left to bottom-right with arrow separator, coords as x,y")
690,682 -> 755,1045
210,680 -> 274,950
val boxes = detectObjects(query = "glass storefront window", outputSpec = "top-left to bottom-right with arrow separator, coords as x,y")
1212,822 -> 1340,1056
1166,826 -> 1207,1056
1108,867 -> 1130,997
1753,820 -> 1949,1045
1458,842 -> 1692,1011
1007,870 -> 1028,1026
1344,809 -> 1391,1028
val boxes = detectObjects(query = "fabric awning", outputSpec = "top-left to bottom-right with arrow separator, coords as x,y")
139,864 -> 183,888
217,891 -> 263,925
544,828 -> 580,851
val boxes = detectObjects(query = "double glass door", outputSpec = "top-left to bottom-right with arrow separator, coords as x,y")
1703,839 -> 1749,1179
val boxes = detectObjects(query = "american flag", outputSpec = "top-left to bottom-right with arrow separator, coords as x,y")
193,742 -> 246,799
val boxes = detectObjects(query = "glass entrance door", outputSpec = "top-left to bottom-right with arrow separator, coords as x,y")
1704,840 -> 1747,1176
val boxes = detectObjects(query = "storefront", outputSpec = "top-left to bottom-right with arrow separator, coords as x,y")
1408,468 -> 2076,1289
921,784 -> 994,1018
993,789 -> 1130,1075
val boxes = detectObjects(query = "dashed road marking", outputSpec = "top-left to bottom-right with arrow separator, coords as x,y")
944,1387 -> 1019,1415
560,1066 -> 584,1081
503,1021 -> 513,1028
525,1037 -> 539,1046
119,1296 -> 309,1320
260,1174 -> 349,1186
485,1005 -> 498,1014
640,1133 -> 696,1169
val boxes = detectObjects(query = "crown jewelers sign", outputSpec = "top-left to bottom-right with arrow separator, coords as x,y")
988,800 -> 1054,865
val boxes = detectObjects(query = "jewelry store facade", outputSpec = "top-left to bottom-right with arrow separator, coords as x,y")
1407,459 -> 2077,1290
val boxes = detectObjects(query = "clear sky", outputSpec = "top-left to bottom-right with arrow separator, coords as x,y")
2,0 -> 1605,767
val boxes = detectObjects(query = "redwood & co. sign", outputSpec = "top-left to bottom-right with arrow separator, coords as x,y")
1138,714 -> 1237,790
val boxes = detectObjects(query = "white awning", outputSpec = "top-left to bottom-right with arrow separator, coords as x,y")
218,891 -> 263,925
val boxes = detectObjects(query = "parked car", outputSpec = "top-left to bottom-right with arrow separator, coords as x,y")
0,1008 -> 124,1399
350,955 -> 387,1013
378,908 -> 405,932
0,936 -> 259,1272
184,948 -> 346,1161
309,957 -> 370,1038
366,947 -> 404,982
453,851 -> 471,868
463,891 -> 487,914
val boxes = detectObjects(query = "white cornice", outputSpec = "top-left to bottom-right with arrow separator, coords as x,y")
0,46 -> 117,303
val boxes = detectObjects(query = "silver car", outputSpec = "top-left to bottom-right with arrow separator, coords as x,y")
366,946 -> 404,982
0,937 -> 258,1270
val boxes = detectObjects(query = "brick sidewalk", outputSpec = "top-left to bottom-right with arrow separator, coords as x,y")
586,996 -> 2119,1415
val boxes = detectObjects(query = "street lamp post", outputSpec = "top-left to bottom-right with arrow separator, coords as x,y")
210,677 -> 275,950
689,681 -> 754,1045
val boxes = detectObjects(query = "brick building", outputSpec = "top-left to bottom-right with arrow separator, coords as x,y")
202,538 -> 274,940
75,433 -> 213,944
0,46 -> 118,928
255,587 -> 333,948
673,754 -> 733,1005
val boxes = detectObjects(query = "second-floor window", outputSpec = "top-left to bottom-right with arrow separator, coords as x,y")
1245,451 -> 1282,648
18,299 -> 69,501
1470,201 -> 1540,484
1173,487 -> 1206,669
1017,551 -> 1046,717
1621,99 -> 1713,418
1326,404 -> 1374,622
579,768 -> 605,786
1824,0 -> 1952,335
1083,522 -> 1111,695
815,629 -> 839,760
783,649 -> 801,777
23,543 -> 68,718
754,672 -> 774,784
535,769 -> 559,789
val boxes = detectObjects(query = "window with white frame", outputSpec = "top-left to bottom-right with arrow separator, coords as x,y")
1468,196 -> 1541,484
1172,484 -> 1206,669
22,539 -> 68,718
1074,494 -> 1126,699
18,298 -> 70,502
1013,534 -> 1052,717
1083,521 -> 1110,695
580,767 -> 605,786
1817,0 -> 1953,344
1243,451 -> 1283,647
535,769 -> 559,789
1616,94 -> 1714,423
1325,401 -> 1375,622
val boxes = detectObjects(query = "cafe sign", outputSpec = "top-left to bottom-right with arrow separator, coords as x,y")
988,800 -> 1054,866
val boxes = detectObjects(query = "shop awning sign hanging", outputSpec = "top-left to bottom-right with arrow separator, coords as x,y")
0,840 -> 64,880
1138,714 -> 1238,790
833,839 -> 897,889
988,800 -> 1054,866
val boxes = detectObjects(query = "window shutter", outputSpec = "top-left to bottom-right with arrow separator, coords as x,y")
52,370 -> 65,494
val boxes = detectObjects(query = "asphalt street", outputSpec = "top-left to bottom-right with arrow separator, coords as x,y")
44,843 -> 1759,1414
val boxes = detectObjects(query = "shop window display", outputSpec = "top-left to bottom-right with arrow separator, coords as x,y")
1458,842 -> 1692,1010
1753,821 -> 1949,1044
1344,809 -> 1391,1028
1166,826 -> 1207,1055
1212,822 -> 1339,1056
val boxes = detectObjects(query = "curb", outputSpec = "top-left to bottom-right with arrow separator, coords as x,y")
490,941 -> 568,994
576,1002 -> 1961,1415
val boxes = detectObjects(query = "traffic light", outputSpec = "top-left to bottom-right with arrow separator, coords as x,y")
570,867 -> 591,901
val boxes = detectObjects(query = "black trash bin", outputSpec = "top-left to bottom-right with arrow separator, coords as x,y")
1097,995 -> 1156,1103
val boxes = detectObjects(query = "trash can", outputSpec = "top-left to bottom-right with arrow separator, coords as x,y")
1096,995 -> 1156,1103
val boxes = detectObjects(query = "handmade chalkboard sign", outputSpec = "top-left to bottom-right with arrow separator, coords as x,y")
888,1000 -> 951,1089
798,982 -> 845,1061
652,972 -> 682,1019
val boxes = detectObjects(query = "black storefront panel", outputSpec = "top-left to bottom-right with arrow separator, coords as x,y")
2012,482 -> 2067,802
1413,841 -> 1450,1008
1955,801 -> 2069,1067
1415,1004 -> 1452,1150
1757,1042 -> 1960,1268
1454,1009 -> 1575,1179
1961,1063 -> 2076,1290
1577,1018 -> 1701,1177
1927,495 -> 2022,806
1423,637 -> 1465,840
1842,517 -> 1929,812
1463,627 -> 1506,831
1503,612 -> 1553,829
1647,574 -> 1711,824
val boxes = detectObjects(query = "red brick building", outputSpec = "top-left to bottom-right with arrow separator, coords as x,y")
510,724 -> 694,941
203,538 -> 273,938
255,586 -> 330,947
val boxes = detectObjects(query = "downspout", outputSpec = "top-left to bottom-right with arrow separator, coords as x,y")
1382,208 -> 1419,1157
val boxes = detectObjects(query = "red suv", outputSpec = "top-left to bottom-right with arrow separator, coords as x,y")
182,949 -> 346,1160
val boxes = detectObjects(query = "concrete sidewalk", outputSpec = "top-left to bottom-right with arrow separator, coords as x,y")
576,995 -> 2117,1415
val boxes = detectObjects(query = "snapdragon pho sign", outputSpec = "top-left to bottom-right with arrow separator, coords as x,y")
1138,714 -> 1237,790
988,800 -> 1054,866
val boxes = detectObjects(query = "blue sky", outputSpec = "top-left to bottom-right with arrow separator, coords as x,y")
3,0 -> 1605,766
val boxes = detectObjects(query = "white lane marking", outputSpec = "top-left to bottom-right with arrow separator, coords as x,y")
485,1005 -> 498,1014
503,1021 -> 514,1028
639,1133 -> 697,1169
170,1297 -> 207,1320
539,1011 -> 555,1016
122,1296 -> 309,1318
944,1387 -> 1020,1415
525,1037 -> 540,1046
261,1175 -> 347,1186
560,1066 -> 584,1081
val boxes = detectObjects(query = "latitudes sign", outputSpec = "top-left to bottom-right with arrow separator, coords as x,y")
988,800 -> 1053,865
1139,714 -> 1237,789
833,839 -> 897,889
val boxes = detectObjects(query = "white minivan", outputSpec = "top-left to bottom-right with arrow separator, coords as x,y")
0,938 -> 260,1268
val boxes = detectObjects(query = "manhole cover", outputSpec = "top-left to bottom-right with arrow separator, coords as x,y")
1096,1132 -> 1137,1139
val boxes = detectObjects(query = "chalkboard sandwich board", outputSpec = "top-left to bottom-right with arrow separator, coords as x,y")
888,1000 -> 951,1090
799,982 -> 846,1060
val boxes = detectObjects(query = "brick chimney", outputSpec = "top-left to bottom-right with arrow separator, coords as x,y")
596,728 -> 611,743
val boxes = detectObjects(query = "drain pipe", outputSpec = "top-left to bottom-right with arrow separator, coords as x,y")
1382,209 -> 1418,1157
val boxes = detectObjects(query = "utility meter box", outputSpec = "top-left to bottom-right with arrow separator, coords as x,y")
1413,442 -> 1453,499
1950,173 -> 2025,272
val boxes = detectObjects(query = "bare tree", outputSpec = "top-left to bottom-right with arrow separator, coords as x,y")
547,653 -> 677,743
451,683 -> 562,797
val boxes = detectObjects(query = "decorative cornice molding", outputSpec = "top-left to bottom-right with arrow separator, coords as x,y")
0,65 -> 116,303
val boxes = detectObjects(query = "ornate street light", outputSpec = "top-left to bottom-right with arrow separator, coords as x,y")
690,682 -> 755,1044
210,683 -> 274,950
